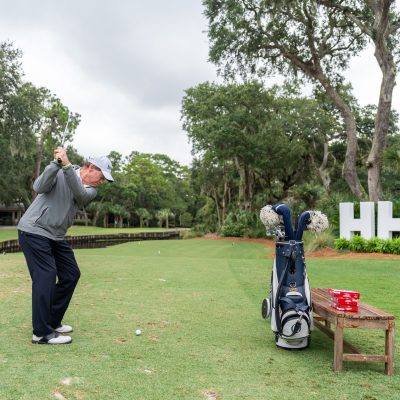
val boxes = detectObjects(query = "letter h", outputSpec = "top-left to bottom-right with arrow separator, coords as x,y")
339,202 -> 375,239
378,201 -> 400,239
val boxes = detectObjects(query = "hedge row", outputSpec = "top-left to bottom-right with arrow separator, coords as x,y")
334,236 -> 400,255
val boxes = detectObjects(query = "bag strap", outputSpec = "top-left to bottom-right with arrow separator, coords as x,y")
280,297 -> 309,313
274,257 -> 291,335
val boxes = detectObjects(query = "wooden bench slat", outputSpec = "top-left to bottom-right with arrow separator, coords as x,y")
342,354 -> 387,363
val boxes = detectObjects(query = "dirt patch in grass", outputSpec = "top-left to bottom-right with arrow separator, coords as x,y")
202,389 -> 219,400
52,391 -> 66,400
198,235 -> 400,259
145,320 -> 171,328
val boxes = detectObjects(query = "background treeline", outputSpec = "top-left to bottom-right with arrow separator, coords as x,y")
1,21 -> 400,236
182,81 -> 400,238
0,42 -> 195,229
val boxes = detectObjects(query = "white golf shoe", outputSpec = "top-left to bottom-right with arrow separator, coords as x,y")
55,324 -> 74,334
32,333 -> 72,345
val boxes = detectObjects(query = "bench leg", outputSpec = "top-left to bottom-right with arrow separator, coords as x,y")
324,320 -> 331,330
385,321 -> 395,375
334,318 -> 344,372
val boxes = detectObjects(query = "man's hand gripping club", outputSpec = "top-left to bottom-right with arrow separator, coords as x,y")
54,147 -> 71,167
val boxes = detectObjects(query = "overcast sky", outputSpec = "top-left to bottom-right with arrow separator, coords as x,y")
0,1 -> 399,166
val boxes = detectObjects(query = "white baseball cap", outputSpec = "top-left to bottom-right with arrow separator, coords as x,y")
88,156 -> 114,182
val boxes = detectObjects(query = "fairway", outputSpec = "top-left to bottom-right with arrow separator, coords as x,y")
1,239 -> 399,399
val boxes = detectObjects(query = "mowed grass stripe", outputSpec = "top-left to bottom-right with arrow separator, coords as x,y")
0,240 -> 399,400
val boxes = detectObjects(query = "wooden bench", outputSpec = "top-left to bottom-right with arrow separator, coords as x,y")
311,288 -> 395,375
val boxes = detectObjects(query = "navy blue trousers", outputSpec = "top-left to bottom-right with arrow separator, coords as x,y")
18,231 -> 80,337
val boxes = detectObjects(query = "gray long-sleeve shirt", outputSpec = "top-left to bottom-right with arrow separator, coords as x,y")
18,161 -> 97,240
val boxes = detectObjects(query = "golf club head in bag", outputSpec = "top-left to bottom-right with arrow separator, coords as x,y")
260,204 -> 328,350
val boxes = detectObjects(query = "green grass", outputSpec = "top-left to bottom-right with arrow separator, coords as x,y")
1,240 -> 399,399
0,226 -> 172,241
0,227 -> 18,241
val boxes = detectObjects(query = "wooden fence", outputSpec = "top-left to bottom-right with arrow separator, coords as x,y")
0,231 -> 181,254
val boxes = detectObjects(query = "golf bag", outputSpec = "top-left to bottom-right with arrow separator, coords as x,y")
260,204 -> 328,350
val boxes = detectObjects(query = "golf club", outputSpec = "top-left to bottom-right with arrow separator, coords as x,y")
57,113 -> 72,164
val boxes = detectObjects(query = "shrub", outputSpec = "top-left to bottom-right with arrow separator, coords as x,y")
181,229 -> 206,239
221,210 -> 260,237
364,238 -> 384,253
179,212 -> 193,227
195,200 -> 219,232
334,236 -> 400,254
348,235 -> 367,252
334,238 -> 350,250
304,229 -> 335,252
314,192 -> 345,237
380,239 -> 395,254
191,224 -> 211,235
392,238 -> 400,255
221,221 -> 246,237
244,225 -> 267,238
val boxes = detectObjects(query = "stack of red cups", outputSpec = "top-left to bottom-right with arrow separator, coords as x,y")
328,288 -> 360,312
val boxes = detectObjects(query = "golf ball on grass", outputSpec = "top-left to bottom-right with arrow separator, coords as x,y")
135,329 -> 142,336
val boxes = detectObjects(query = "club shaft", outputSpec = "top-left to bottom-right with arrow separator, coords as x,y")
58,114 -> 71,164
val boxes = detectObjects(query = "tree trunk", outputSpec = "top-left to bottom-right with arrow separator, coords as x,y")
281,174 -> 297,199
318,76 -> 366,199
32,134 -> 45,199
92,210 -> 99,226
247,169 -> 254,210
367,0 -> 397,201
234,157 -> 253,210
82,207 -> 89,226
311,141 -> 331,191
221,163 -> 231,225
34,136 -> 44,180
234,157 -> 244,209
222,179 -> 229,225
212,187 -> 221,227
318,142 -> 331,191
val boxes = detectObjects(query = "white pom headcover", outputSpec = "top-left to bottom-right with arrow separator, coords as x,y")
307,210 -> 329,233
260,205 -> 281,230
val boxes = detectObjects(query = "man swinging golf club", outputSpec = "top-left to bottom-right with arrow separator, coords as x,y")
18,142 -> 114,345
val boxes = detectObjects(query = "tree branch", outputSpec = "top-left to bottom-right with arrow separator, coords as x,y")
318,0 -> 373,37
330,32 -> 365,52
302,2 -> 320,67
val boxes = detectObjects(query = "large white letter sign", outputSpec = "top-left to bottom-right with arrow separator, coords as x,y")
377,201 -> 400,239
339,202 -> 375,239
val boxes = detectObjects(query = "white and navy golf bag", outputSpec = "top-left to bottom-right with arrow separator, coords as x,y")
260,204 -> 328,350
